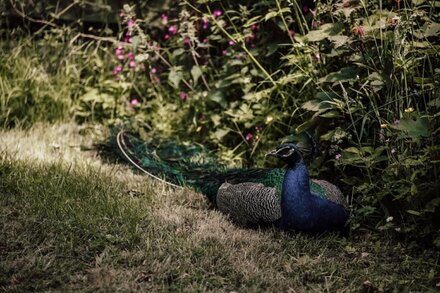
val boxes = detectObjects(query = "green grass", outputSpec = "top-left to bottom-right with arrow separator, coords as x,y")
0,33 -> 115,128
0,124 -> 439,292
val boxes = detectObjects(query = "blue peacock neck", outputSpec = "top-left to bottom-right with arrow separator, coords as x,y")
280,159 -> 313,230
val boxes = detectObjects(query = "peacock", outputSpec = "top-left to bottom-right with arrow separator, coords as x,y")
107,130 -> 349,233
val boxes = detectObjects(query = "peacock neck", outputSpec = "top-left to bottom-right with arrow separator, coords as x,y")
284,160 -> 311,202
280,159 -> 312,229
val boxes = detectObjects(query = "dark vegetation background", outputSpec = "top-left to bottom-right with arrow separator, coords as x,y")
1,0 -> 439,247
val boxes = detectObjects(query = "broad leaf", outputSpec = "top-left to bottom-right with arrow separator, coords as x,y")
391,117 -> 431,138
305,23 -> 345,42
168,67 -> 182,88
191,66 -> 203,85
319,67 -> 360,83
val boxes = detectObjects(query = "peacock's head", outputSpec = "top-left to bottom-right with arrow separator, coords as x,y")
266,143 -> 303,167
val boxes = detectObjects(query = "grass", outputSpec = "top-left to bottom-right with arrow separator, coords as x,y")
0,124 -> 439,292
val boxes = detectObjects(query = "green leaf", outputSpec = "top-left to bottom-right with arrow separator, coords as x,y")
407,210 -> 421,216
168,67 -> 182,88
135,53 -> 149,62
295,120 -> 315,133
211,114 -> 222,126
344,147 -> 361,154
264,8 -> 290,21
319,67 -> 360,83
320,130 -> 335,141
191,66 -> 203,85
304,23 -> 345,42
328,35 -> 350,48
391,117 -> 431,138
412,0 -> 427,5
211,128 -> 229,141
209,91 -> 227,108
172,49 -> 185,57
302,100 -> 321,111
131,36 -> 141,50
320,110 -> 340,118
264,10 -> 279,21
423,22 -> 440,37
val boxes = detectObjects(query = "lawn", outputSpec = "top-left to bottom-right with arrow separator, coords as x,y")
1,124 -> 439,292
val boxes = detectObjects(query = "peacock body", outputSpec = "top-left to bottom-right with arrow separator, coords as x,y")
110,131 -> 349,232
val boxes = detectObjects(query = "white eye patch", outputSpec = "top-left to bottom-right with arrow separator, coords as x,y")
275,146 -> 295,157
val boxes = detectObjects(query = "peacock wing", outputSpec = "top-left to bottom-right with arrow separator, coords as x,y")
216,182 -> 282,226
310,179 -> 348,210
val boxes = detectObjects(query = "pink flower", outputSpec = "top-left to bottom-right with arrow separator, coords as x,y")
228,40 -> 235,46
112,66 -> 122,75
139,64 -> 146,71
129,60 -> 136,68
335,153 -> 342,160
183,37 -> 191,46
203,38 -> 209,43
303,5 -> 309,13
222,49 -> 228,55
168,25 -> 178,35
288,30 -> 295,38
213,9 -> 223,17
245,133 -> 253,141
127,19 -> 135,28
130,98 -> 140,106
251,24 -> 258,31
119,11 -> 125,17
202,19 -> 209,29
250,44 -> 256,48
115,47 -> 124,56
391,148 -> 396,154
161,14 -> 168,26
115,46 -> 125,60
179,92 -> 188,101
150,67 -> 157,74
164,34 -> 170,40
127,52 -> 135,60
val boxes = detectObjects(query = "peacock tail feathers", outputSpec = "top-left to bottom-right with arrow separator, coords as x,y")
113,130 -> 228,187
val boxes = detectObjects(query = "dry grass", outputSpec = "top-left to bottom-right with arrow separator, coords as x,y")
1,123 -> 439,292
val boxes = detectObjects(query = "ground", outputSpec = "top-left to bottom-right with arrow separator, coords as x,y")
0,123 -> 439,292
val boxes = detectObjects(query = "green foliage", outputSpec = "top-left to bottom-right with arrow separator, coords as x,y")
0,28 -> 120,127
